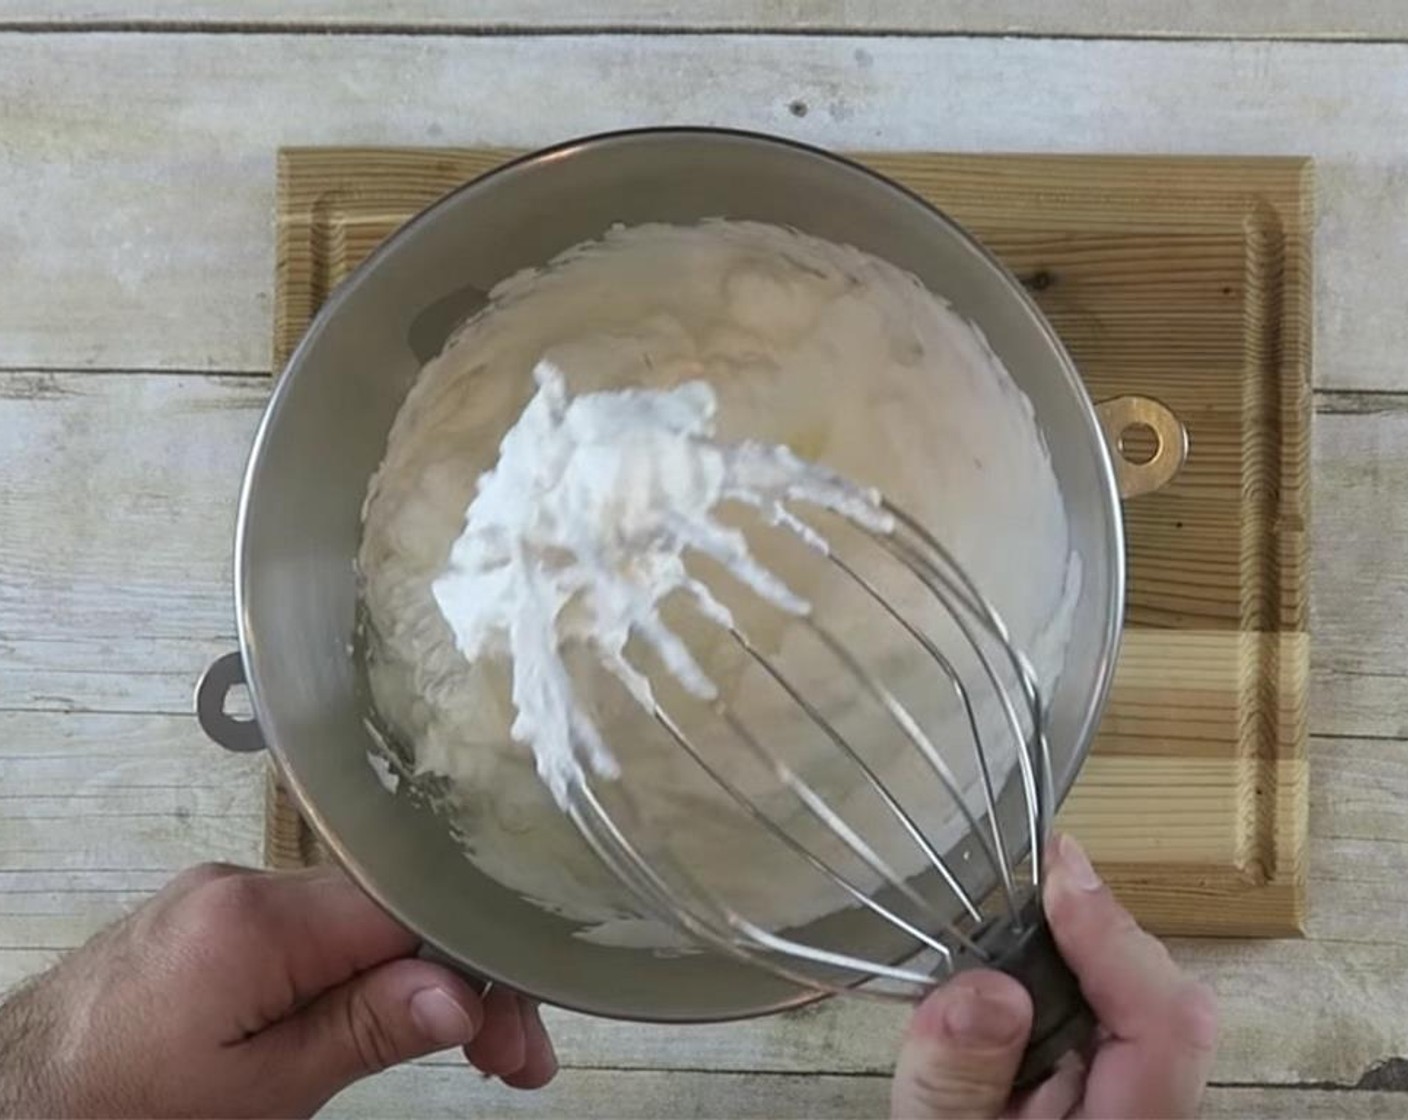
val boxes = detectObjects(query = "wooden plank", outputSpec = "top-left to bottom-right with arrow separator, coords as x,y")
322,1067 -> 1408,1119
271,147 -> 1310,936
0,888 -> 158,950
1,706 -> 1403,1086
0,729 -> 258,805
0,635 -> 237,714
530,942 -> 1408,1086
1203,1090 -> 1408,1118
0,924 -> 1403,1091
0,369 -> 1370,738
0,710 -> 1397,1085
327,1067 -> 887,1120
0,708 -> 263,889
0,809 -> 261,872
0,373 -> 260,714
6,2 -> 1408,41
0,371 -> 262,638
21,372 -> 1407,741
1313,400 -> 1408,738
2,33 -> 1408,391
0,950 -> 61,993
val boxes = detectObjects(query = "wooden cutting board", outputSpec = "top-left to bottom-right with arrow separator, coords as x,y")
266,147 -> 1311,938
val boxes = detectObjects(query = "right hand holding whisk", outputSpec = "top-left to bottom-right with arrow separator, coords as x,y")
890,834 -> 1218,1119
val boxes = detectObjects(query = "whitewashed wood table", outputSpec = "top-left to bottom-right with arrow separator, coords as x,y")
3,7 -> 1408,1117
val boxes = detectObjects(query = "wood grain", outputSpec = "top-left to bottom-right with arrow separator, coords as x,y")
2,34 -> 1407,392
6,1 -> 1408,40
265,148 -> 1311,937
322,1067 -> 1408,1120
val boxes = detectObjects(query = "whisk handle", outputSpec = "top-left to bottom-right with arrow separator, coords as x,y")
978,894 -> 1096,1091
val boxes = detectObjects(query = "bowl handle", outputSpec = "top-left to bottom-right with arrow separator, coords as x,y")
1093,395 -> 1188,499
195,651 -> 267,753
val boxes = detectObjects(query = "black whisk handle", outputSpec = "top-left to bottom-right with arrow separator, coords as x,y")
974,893 -> 1096,1092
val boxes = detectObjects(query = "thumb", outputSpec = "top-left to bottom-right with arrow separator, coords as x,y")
244,958 -> 484,1114
891,970 -> 1033,1120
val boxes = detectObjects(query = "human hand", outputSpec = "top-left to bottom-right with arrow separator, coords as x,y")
0,863 -> 557,1118
891,834 -> 1217,1119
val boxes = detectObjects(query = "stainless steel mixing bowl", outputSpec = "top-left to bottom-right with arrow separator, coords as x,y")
196,127 -> 1183,1022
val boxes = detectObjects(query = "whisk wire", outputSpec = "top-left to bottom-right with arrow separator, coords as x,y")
879,502 -> 1049,899
556,495 -> 1052,998
822,550 -> 1018,921
803,615 -> 1007,923
652,701 -> 972,962
568,775 -> 946,1000
729,623 -> 986,925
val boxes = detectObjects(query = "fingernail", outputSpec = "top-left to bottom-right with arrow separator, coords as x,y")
942,987 -> 1028,1047
1057,833 -> 1101,892
410,987 -> 476,1046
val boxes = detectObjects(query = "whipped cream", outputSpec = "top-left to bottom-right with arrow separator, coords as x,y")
432,360 -> 892,807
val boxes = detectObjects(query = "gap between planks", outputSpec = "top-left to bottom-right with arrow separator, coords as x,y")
7,366 -> 1398,411
7,1 -> 1408,44
2,24 -> 1408,45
